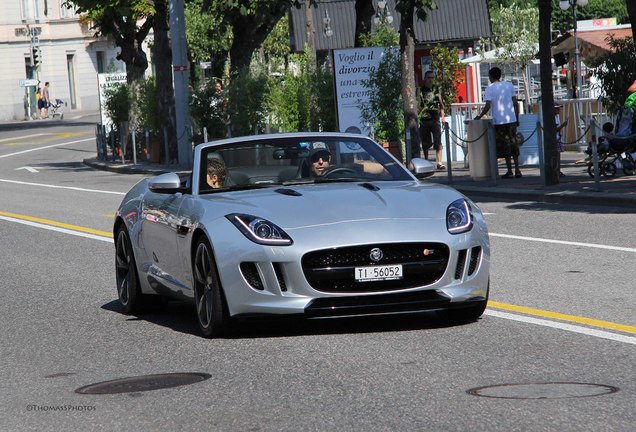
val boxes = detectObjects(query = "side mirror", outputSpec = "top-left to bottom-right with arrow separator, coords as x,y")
409,158 -> 435,179
148,172 -> 182,194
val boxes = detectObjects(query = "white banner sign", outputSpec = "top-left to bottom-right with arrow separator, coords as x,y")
97,73 -> 127,127
333,47 -> 386,136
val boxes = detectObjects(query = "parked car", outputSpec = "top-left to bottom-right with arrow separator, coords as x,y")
114,132 -> 490,337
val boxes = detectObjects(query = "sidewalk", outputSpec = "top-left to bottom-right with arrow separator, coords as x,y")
83,150 -> 636,209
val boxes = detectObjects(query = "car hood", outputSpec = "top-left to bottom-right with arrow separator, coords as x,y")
201,181 -> 464,229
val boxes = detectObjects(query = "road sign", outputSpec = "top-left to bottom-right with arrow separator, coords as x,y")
20,80 -> 40,87
19,79 -> 39,87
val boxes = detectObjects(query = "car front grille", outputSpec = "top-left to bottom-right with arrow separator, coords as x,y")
301,242 -> 449,293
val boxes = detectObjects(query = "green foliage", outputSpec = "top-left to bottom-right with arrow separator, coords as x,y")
190,79 -> 229,140
550,0 -> 628,32
359,20 -> 399,48
185,0 -> 231,62
226,65 -> 270,136
489,5 -> 539,69
262,15 -> 291,67
430,46 -> 465,110
360,47 -> 404,142
266,51 -> 336,133
133,76 -> 159,134
104,83 -> 132,126
590,35 -> 636,114
395,0 -> 438,22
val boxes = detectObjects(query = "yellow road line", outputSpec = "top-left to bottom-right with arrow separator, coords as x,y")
0,211 -> 112,238
489,301 -> 636,334
103,213 -> 116,218
0,133 -> 47,142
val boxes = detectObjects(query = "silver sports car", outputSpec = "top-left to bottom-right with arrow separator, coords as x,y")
114,132 -> 490,337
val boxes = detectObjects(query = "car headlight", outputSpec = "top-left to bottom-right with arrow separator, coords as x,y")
226,213 -> 293,245
446,199 -> 473,234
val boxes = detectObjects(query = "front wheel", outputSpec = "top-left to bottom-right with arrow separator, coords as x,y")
602,161 -> 617,178
193,238 -> 229,338
115,226 -> 145,314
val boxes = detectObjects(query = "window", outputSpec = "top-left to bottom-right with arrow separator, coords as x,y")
60,1 -> 76,19
96,51 -> 105,73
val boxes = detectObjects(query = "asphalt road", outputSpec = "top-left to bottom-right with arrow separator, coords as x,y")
1,119 -> 634,431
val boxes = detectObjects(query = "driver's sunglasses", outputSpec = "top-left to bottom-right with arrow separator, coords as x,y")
311,153 -> 330,163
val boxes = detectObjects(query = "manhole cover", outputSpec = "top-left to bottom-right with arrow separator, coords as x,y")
467,382 -> 619,400
75,372 -> 211,395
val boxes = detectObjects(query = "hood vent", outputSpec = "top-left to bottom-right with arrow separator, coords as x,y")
274,188 -> 302,196
359,182 -> 380,191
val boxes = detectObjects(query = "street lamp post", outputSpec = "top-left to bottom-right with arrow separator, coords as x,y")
560,0 -> 599,185
559,0 -> 588,99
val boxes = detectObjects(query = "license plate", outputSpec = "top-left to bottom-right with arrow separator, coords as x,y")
354,264 -> 403,282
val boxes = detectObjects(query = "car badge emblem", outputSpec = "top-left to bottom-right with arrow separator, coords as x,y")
423,249 -> 435,256
370,248 -> 383,262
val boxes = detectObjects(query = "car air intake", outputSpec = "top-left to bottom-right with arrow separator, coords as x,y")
455,249 -> 467,280
240,262 -> 264,290
467,246 -> 482,276
273,263 -> 287,292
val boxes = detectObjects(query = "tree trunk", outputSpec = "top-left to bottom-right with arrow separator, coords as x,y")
153,0 -> 177,163
627,0 -> 636,45
538,0 -> 558,186
399,7 -> 420,163
354,0 -> 375,47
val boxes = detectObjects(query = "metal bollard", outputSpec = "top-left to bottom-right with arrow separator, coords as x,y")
444,122 -> 453,183
486,122 -> 498,182
132,127 -> 137,165
203,127 -> 208,144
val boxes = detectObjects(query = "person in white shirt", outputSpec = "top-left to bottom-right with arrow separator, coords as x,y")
474,67 -> 521,179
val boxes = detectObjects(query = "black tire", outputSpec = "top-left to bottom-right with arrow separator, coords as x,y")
193,238 -> 228,338
587,163 -> 600,178
438,282 -> 489,322
602,162 -> 617,178
115,226 -> 145,314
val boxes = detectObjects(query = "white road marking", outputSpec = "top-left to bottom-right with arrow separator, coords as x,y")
0,178 -> 125,195
0,137 -> 94,159
0,215 -> 112,243
485,309 -> 636,345
490,232 -> 636,253
15,166 -> 39,173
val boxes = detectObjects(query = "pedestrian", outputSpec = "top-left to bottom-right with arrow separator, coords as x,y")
474,67 -> 522,179
41,82 -> 51,119
555,104 -> 568,177
35,86 -> 43,118
418,70 -> 446,170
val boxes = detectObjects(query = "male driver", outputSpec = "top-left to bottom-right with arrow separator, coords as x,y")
475,67 -> 521,179
309,148 -> 331,176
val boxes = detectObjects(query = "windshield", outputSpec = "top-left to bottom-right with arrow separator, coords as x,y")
198,136 -> 412,193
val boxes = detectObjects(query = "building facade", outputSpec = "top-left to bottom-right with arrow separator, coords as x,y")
0,0 -> 128,121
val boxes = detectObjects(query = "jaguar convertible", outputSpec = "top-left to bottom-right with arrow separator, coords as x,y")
114,132 -> 490,337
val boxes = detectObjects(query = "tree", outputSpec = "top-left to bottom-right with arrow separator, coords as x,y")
68,0 -> 154,84
538,0 -> 559,186
152,0 -> 177,162
202,0 -> 295,75
590,36 -> 636,114
354,0 -> 375,47
395,0 -> 437,162
185,0 -> 231,82
429,46 -> 465,112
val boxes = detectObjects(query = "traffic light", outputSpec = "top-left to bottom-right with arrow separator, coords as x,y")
32,47 -> 41,67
